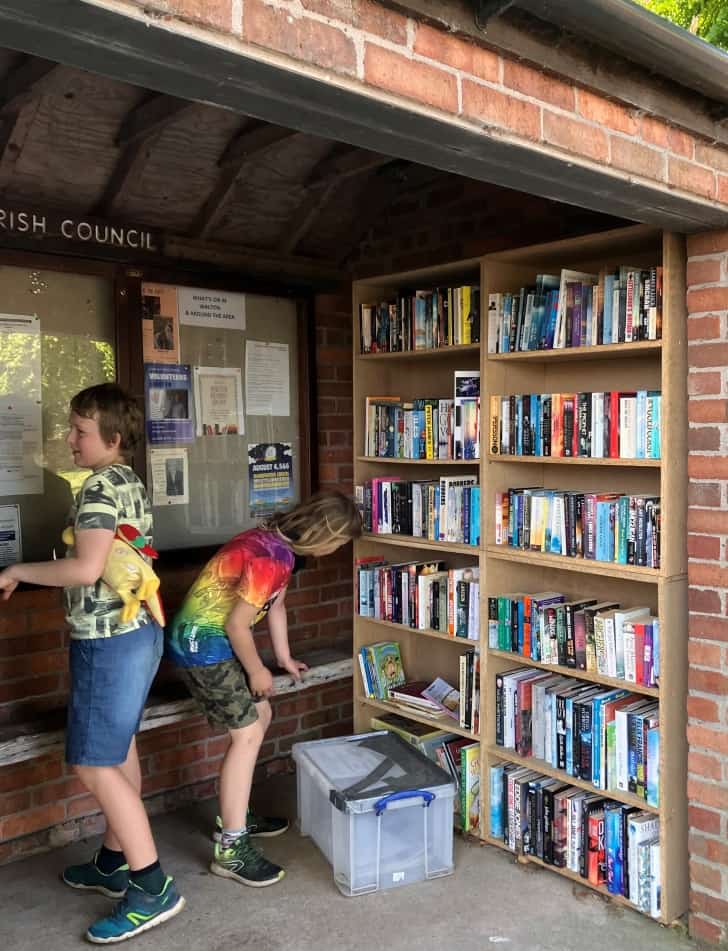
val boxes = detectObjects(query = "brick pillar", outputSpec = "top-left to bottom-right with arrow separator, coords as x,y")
686,230 -> 728,946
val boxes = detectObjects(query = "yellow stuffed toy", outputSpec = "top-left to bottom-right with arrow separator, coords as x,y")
62,523 -> 165,626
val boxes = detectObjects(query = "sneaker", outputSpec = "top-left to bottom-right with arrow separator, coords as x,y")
62,852 -> 130,899
86,876 -> 185,944
210,833 -> 285,887
212,812 -> 289,843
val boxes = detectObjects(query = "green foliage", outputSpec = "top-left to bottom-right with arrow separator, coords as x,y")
635,0 -> 728,50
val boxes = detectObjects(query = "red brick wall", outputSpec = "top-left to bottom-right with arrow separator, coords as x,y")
0,294 -> 355,862
686,229 -> 728,947
118,0 -> 728,208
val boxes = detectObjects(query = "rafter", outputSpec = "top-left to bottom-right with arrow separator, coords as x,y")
0,55 -> 59,113
95,93 -> 197,217
306,146 -> 395,187
279,180 -> 339,256
0,102 -> 43,193
190,121 -> 299,239
116,94 -> 196,147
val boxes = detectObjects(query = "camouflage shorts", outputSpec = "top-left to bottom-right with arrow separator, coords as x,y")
180,658 -> 260,730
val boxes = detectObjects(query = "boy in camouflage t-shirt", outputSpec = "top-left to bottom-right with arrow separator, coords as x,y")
0,384 -> 184,944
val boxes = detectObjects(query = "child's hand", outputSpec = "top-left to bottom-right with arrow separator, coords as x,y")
248,664 -> 274,699
0,567 -> 19,601
278,655 -> 309,682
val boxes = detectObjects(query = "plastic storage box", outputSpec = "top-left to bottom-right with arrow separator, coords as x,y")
292,731 -> 455,896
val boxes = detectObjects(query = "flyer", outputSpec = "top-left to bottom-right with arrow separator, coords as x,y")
178,286 -> 245,331
0,504 -> 21,566
248,442 -> 293,518
144,363 -> 194,444
149,448 -> 189,505
193,366 -> 244,436
245,340 -> 290,417
0,313 -> 43,496
141,283 -> 180,364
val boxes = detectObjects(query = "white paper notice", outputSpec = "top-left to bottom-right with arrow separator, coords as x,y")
150,448 -> 189,506
178,287 -> 246,330
193,366 -> 245,436
245,341 -> 290,417
0,504 -> 22,566
0,314 -> 43,496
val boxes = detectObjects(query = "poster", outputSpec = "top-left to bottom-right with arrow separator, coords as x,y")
144,363 -> 194,444
245,340 -> 290,417
141,283 -> 180,364
248,442 -> 293,518
0,313 -> 43,496
149,448 -> 189,505
178,286 -> 246,331
0,504 -> 21,566
193,366 -> 244,436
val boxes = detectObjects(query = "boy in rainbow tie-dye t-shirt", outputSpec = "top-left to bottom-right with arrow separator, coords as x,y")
165,490 -> 361,887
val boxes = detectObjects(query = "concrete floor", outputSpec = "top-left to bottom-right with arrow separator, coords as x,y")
1,775 -> 695,951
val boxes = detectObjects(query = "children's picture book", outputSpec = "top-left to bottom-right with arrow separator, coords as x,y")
422,676 -> 461,721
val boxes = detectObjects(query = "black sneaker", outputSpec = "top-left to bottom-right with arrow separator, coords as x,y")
210,833 -> 285,887
212,812 -> 289,842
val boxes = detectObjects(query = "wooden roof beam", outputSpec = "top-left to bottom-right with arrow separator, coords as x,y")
115,94 -> 197,147
190,121 -> 299,239
0,55 -> 58,112
306,147 -> 395,187
279,181 -> 338,256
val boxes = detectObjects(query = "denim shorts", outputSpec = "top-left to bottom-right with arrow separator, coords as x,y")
66,620 -> 163,766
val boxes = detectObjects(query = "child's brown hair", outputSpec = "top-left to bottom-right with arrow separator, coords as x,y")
263,490 -> 362,555
71,383 -> 143,461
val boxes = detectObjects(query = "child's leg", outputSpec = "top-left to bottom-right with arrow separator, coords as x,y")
101,736 -> 142,852
219,700 -> 272,830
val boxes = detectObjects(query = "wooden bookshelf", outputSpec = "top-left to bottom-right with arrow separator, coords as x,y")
352,225 -> 687,925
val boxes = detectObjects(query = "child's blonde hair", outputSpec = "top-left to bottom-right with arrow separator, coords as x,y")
263,490 -> 362,555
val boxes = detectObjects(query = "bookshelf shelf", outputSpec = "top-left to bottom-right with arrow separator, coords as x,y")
359,615 -> 477,647
487,341 -> 661,363
486,546 -> 659,582
362,533 -> 477,555
358,697 -> 479,742
487,455 -> 660,468
357,456 -> 479,466
354,225 -> 687,926
486,745 -> 659,814
358,343 -> 481,361
487,649 -> 660,698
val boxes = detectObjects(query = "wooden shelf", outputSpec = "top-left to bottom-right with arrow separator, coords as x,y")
357,456 -> 479,466
486,546 -> 660,582
482,836 -> 656,920
486,745 -> 658,814
358,615 -> 478,646
359,696 -> 479,742
362,532 -> 478,555
487,649 -> 659,697
357,343 -> 480,361
487,341 -> 661,363
487,454 -> 660,468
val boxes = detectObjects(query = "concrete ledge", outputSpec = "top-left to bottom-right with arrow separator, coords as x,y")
0,649 -> 352,768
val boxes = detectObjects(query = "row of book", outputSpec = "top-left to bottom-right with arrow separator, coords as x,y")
487,265 -> 663,353
490,763 -> 661,917
360,285 -> 481,353
487,594 -> 659,687
357,477 -> 480,545
356,556 -> 480,640
489,390 -> 661,459
365,371 -> 481,460
495,488 -> 661,568
494,666 -> 659,805
371,713 -> 481,834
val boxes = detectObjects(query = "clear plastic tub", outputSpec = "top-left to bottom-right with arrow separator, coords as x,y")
293,731 -> 455,896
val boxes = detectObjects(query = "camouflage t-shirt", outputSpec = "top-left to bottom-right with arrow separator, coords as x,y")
64,464 -> 154,640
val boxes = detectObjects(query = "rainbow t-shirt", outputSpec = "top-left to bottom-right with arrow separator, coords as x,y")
165,528 -> 294,667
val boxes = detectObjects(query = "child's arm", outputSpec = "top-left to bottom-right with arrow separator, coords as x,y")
0,528 -> 115,600
267,588 -> 308,682
226,599 -> 275,699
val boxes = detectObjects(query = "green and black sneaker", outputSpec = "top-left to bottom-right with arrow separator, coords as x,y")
62,851 -> 130,899
212,811 -> 289,842
210,833 -> 285,887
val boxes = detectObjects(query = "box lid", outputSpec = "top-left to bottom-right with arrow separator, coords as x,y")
293,731 -> 456,814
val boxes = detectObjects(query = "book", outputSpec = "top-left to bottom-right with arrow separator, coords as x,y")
422,676 -> 461,721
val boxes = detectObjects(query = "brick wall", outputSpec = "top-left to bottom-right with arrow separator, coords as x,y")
0,294 -> 355,863
686,229 -> 728,947
118,0 -> 728,208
